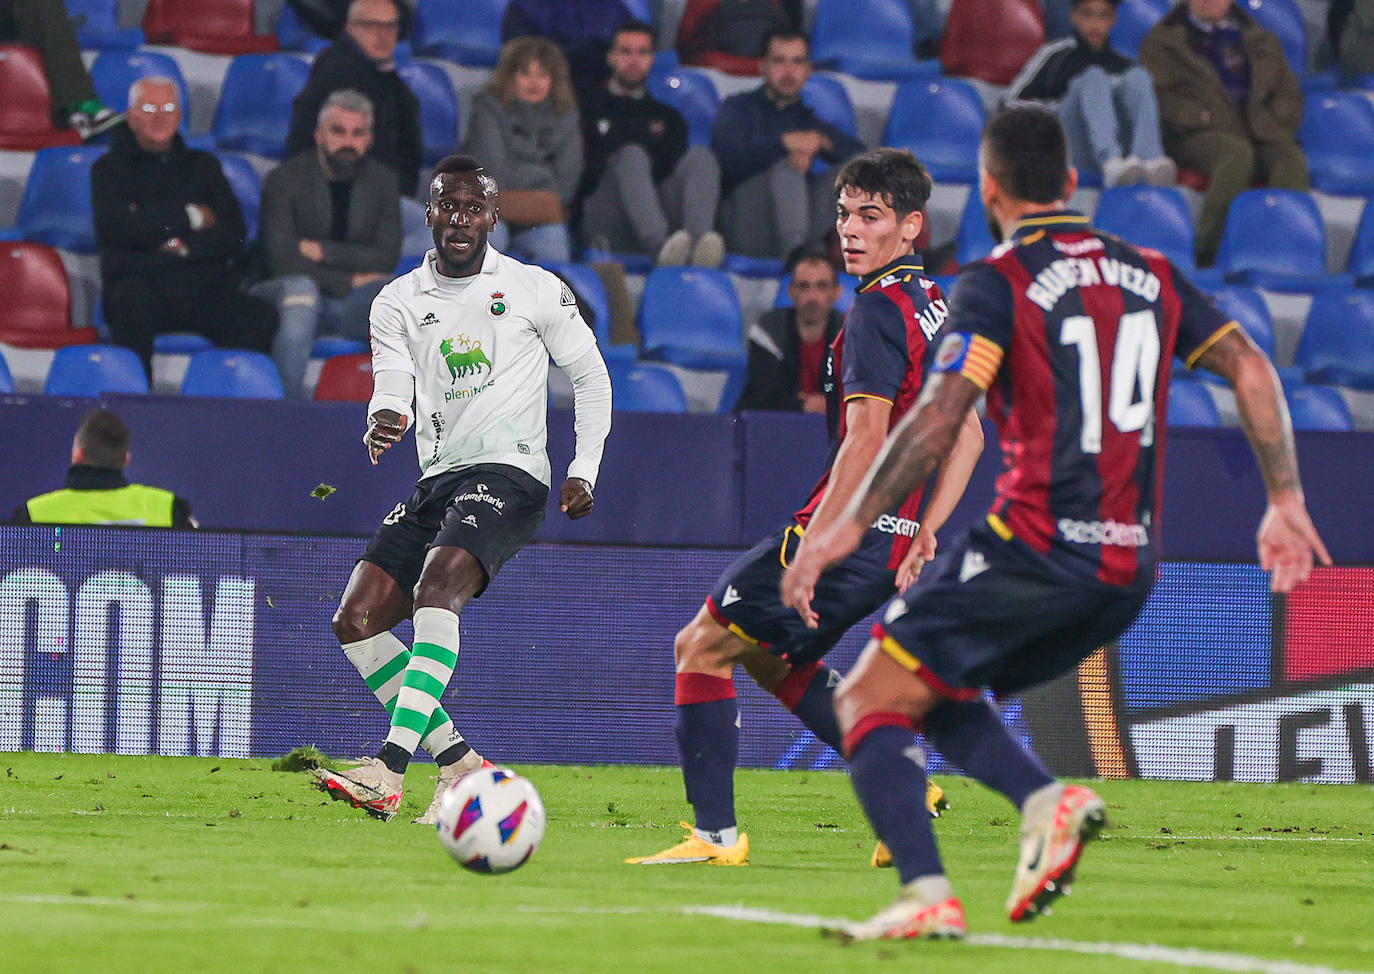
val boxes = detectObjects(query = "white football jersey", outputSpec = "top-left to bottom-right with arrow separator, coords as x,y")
369,246 -> 596,486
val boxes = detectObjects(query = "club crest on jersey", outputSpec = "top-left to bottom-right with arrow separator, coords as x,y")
440,334 -> 492,382
487,291 -> 509,319
933,332 -> 967,371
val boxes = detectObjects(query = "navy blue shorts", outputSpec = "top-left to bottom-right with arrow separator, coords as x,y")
707,523 -> 898,665
361,463 -> 548,598
874,522 -> 1154,698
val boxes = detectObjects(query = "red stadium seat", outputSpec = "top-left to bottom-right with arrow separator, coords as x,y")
143,0 -> 278,55
940,0 -> 1045,86
314,353 -> 374,401
0,243 -> 98,348
0,46 -> 82,151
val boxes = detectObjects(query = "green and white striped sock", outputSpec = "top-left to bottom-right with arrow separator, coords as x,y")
384,607 -> 460,758
342,629 -> 467,759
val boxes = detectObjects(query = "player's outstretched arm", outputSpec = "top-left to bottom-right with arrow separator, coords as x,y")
1196,328 -> 1331,592
894,406 -> 984,589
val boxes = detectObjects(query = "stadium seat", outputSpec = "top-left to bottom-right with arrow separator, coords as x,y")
182,349 -> 285,398
1094,186 -> 1195,270
314,352 -> 373,401
0,46 -> 83,151
1295,288 -> 1374,389
14,146 -> 104,254
955,191 -> 998,267
1211,286 -> 1277,360
0,349 -> 12,393
142,0 -> 278,55
91,50 -> 191,136
311,337 -> 368,359
638,267 -> 746,373
802,76 -> 858,138
1216,190 -> 1341,292
43,343 -> 148,396
0,243 -> 97,348
1109,0 -> 1168,59
1244,0 -> 1307,77
544,262 -> 636,365
607,360 -> 689,413
1286,383 -> 1355,430
211,54 -> 312,159
1167,376 -> 1222,426
275,3 -> 329,53
68,0 -> 145,48
773,270 -> 860,314
216,153 -> 262,242
1350,201 -> 1374,285
647,67 -> 719,148
883,79 -> 986,183
397,62 -> 461,167
811,0 -> 939,80
412,0 -> 509,67
153,332 -> 214,354
1298,93 -> 1374,197
941,0 -> 1046,86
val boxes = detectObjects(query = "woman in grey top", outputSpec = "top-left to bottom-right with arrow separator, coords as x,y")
464,36 -> 584,262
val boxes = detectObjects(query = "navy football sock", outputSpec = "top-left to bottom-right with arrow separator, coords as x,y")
846,717 -> 944,885
923,698 -> 1054,808
772,660 -> 843,749
675,673 -> 740,832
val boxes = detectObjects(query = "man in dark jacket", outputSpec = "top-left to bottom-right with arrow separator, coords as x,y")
92,77 -> 276,375
285,0 -> 422,197
1005,0 -> 1175,187
711,29 -> 865,258
736,251 -> 843,412
579,20 -> 724,266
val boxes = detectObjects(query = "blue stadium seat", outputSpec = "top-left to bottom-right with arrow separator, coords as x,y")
1298,93 -> 1374,196
1286,383 -> 1355,431
216,153 -> 262,242
1094,186 -> 1195,270
1296,288 -> 1374,389
211,54 -> 312,158
412,0 -> 508,67
638,267 -> 746,374
153,332 -> 214,354
811,0 -> 940,80
91,50 -> 190,134
608,361 -> 689,413
1351,201 -> 1374,285
182,349 -> 285,398
1182,286 -> 1276,383
647,66 -> 719,148
398,61 -> 460,167
544,262 -> 636,364
310,337 -> 367,358
0,348 -> 11,393
802,75 -> 858,138
1167,376 -> 1222,426
1216,190 -> 1343,292
44,343 -> 148,396
773,269 -> 859,314
955,191 -> 997,267
68,0 -> 145,48
275,2 -> 329,53
15,146 -> 104,253
1108,0 -> 1168,58
883,79 -> 986,183
1245,0 -> 1307,76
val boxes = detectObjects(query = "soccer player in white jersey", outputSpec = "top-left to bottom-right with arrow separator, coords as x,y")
316,154 -> 613,823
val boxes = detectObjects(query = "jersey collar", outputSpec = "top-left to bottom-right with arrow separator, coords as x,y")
1007,209 -> 1090,243
419,244 -> 502,293
857,253 -> 925,292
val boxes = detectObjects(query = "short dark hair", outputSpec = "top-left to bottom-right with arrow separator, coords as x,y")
429,154 -> 497,199
784,245 -> 838,277
75,407 -> 130,469
613,18 -> 657,46
982,104 -> 1069,205
833,148 -> 933,217
1070,0 -> 1120,8
762,27 -> 809,56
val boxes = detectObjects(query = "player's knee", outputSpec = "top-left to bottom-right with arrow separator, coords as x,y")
673,618 -> 726,672
331,603 -> 372,644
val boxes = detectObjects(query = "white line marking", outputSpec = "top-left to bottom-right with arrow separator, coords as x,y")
1108,835 -> 1367,843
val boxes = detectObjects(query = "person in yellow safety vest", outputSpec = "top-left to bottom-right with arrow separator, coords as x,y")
11,407 -> 197,528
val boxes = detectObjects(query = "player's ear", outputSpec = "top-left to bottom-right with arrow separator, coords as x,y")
1062,166 -> 1079,203
904,209 -> 924,245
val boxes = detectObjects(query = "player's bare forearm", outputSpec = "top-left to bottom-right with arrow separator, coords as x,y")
1199,330 -> 1301,497
919,407 -> 984,536
798,397 -> 892,543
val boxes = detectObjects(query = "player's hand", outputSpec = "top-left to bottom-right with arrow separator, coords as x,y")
781,521 -> 863,629
364,410 -> 407,466
895,524 -> 937,591
1257,490 -> 1331,592
559,477 -> 594,519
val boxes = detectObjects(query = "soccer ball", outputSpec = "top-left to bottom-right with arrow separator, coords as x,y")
435,767 -> 546,874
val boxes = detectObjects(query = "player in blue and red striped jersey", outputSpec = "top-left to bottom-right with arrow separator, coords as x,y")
627,148 -> 985,867
783,104 -> 1330,941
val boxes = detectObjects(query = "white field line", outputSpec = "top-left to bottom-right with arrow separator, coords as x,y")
1107,834 -> 1368,843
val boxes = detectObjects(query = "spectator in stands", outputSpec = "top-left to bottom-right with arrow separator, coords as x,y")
1140,0 -> 1308,267
1330,0 -> 1374,76
254,89 -> 401,398
712,29 -> 865,259
286,0 -> 414,42
580,20 -> 725,267
11,407 -> 196,527
465,37 -> 584,263
286,0 -> 422,198
675,0 -> 791,76
501,0 -> 632,97
736,250 -> 844,412
1005,0 -> 1176,188
93,78 -> 277,377
0,0 -> 121,139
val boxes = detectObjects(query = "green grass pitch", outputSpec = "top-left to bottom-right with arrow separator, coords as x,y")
1,752 -> 1371,974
